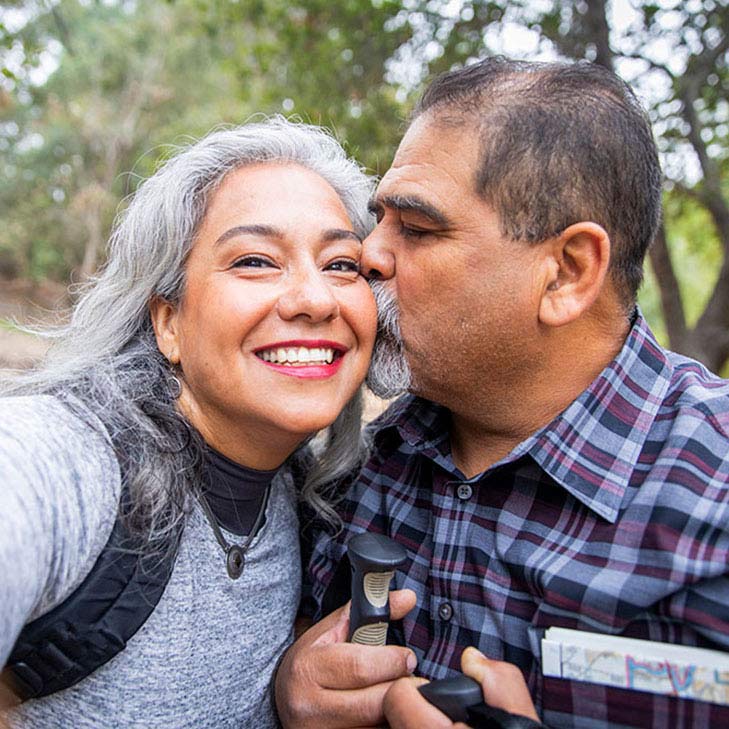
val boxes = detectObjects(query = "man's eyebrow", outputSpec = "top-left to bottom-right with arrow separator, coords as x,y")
368,194 -> 452,227
214,224 -> 282,247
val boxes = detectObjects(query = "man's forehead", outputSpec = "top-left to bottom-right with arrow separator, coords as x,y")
379,115 -> 479,193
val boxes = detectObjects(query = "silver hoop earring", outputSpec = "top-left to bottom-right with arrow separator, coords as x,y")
168,373 -> 182,399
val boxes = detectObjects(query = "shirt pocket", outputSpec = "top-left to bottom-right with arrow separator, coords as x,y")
528,625 -> 729,729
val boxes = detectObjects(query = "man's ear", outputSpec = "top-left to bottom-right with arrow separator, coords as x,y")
538,222 -> 610,327
149,295 -> 181,365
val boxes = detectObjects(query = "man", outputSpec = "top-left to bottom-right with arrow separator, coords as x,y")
275,58 -> 729,728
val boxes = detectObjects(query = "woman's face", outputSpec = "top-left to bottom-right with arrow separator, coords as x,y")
151,162 -> 376,468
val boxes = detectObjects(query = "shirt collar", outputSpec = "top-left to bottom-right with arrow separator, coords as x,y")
372,394 -> 455,470
525,310 -> 673,522
372,311 -> 673,523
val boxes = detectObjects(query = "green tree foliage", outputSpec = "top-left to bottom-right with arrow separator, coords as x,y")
1,0 -> 244,279
182,0 -> 415,173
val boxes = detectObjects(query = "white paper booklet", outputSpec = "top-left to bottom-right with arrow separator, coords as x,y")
541,627 -> 729,706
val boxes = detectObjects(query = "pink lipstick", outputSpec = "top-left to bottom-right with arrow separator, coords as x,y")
253,340 -> 347,380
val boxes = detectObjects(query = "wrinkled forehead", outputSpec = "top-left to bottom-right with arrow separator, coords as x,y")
376,113 -> 481,205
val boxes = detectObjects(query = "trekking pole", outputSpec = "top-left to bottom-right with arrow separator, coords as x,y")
347,532 -> 407,645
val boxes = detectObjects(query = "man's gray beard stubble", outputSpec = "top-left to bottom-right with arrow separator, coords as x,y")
366,281 -> 413,399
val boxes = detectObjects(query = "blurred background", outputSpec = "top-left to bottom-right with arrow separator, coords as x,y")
1,0 -> 728,379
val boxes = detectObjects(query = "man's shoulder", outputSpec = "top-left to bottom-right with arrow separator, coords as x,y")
661,351 -> 729,439
636,350 -> 729,501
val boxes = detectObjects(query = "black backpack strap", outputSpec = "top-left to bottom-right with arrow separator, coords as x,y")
4,487 -> 182,700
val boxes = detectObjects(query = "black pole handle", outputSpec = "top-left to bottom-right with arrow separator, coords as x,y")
418,675 -> 543,729
347,533 -> 407,645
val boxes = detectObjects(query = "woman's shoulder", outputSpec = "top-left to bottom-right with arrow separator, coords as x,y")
3,391 -> 108,430
1,393 -> 116,469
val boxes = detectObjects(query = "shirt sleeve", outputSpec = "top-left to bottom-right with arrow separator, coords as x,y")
0,395 -> 121,667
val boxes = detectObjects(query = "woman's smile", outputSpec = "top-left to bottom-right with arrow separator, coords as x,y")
254,339 -> 347,378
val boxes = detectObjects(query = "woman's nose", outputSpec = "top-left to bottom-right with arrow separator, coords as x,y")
361,226 -> 395,280
276,269 -> 340,323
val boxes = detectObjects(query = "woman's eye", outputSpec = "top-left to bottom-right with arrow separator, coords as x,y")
232,255 -> 275,269
326,258 -> 360,274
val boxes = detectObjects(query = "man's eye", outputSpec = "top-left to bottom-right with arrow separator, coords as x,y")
232,255 -> 274,269
400,224 -> 428,239
326,258 -> 360,273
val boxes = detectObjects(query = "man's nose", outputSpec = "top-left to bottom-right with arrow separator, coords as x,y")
362,226 -> 395,280
276,268 -> 339,323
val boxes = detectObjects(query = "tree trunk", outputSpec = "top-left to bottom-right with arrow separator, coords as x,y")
647,224 -> 688,350
584,0 -> 613,70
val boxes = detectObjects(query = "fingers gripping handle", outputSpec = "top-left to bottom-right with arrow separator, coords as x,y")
418,676 -> 483,722
347,533 -> 407,645
418,675 -> 544,729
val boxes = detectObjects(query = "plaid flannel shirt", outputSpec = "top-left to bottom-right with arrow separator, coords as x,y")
303,312 -> 729,728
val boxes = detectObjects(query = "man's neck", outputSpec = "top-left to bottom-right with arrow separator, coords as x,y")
448,311 -> 631,479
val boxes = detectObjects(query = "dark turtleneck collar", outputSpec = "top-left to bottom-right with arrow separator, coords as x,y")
202,446 -> 280,537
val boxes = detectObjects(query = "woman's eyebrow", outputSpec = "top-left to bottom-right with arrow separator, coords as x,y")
321,228 -> 362,244
214,224 -> 283,247
214,225 -> 361,247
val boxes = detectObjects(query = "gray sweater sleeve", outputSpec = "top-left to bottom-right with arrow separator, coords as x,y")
0,395 -> 121,668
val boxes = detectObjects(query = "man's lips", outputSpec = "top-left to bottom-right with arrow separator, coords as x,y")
253,340 -> 348,378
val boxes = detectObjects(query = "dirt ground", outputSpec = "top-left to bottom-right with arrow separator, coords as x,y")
0,279 -> 69,369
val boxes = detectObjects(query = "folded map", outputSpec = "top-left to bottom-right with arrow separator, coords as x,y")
541,627 -> 729,706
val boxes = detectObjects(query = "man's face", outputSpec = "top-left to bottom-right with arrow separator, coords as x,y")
363,113 -> 548,409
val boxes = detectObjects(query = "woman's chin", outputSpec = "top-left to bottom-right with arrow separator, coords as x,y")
277,414 -> 342,437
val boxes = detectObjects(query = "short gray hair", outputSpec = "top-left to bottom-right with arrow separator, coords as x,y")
3,117 -> 375,544
415,58 -> 662,303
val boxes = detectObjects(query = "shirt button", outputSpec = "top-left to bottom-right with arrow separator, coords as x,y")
456,483 -> 473,501
438,602 -> 453,621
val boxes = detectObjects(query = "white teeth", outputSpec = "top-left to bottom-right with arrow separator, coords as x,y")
257,346 -> 340,365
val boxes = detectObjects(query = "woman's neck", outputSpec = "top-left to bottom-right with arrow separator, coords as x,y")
177,392 -> 306,470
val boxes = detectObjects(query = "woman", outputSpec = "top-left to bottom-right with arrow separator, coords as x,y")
0,118 -> 377,727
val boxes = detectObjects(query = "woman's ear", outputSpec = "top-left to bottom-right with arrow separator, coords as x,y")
538,222 -> 611,327
149,296 -> 181,365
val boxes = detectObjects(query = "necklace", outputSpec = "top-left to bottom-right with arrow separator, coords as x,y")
196,485 -> 271,580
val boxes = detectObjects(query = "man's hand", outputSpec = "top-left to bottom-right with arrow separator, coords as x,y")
383,647 -> 540,729
274,589 -> 417,728
460,647 -> 539,721
383,676 -> 462,729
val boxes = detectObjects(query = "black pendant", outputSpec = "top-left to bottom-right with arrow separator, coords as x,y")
226,544 -> 245,580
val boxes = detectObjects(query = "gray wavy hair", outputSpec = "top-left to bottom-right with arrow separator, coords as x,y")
2,116 -> 375,544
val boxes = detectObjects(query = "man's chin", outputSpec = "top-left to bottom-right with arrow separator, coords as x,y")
365,347 -> 413,399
